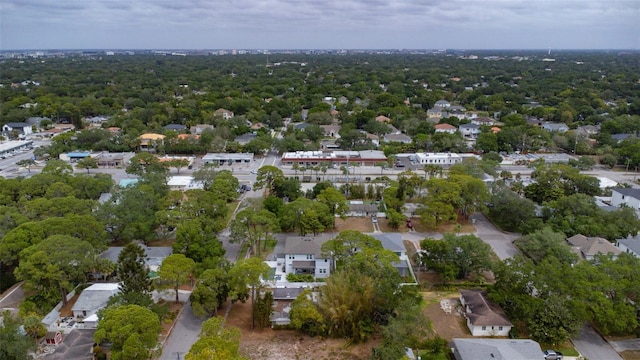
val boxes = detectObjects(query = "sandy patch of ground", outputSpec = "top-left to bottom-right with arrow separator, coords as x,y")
421,291 -> 471,341
333,218 -> 374,233
225,300 -> 378,360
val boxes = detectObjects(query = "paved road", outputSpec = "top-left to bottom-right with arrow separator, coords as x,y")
572,324 -> 623,360
471,213 -> 520,260
158,300 -> 203,360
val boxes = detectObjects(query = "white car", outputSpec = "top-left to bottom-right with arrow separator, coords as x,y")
250,169 -> 258,174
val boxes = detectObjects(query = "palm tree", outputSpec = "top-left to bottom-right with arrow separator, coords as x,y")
292,163 -> 299,179
320,164 -> 328,180
423,164 -> 441,179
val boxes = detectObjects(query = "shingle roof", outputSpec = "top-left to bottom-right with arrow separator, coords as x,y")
453,338 -> 543,360
460,289 -> 512,326
284,236 -> 332,257
617,235 -> 640,256
435,123 -> 457,130
613,187 -> 640,200
567,234 -> 622,258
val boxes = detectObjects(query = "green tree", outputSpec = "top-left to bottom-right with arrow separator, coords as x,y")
94,304 -> 161,360
15,235 -> 96,307
76,156 -> 99,173
191,266 -> 231,317
0,310 -> 35,359
488,189 -> 538,232
117,243 -> 152,297
253,165 -> 284,196
230,208 -> 279,257
289,289 -> 326,336
228,257 -> 271,329
514,227 -> 578,264
22,313 -> 46,345
316,187 -> 348,228
418,234 -> 494,280
16,158 -> 36,173
158,254 -> 196,303
173,219 -> 226,263
185,317 -> 246,360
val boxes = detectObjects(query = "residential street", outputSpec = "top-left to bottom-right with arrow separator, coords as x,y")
158,301 -> 203,360
470,213 -> 520,260
572,324 -> 623,360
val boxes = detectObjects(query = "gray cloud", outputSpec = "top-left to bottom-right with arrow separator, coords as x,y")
1,0 -> 638,49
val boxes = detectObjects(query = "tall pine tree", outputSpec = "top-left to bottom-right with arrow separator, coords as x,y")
117,243 -> 152,297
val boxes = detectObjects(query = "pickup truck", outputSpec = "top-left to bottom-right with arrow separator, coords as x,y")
543,350 -> 563,360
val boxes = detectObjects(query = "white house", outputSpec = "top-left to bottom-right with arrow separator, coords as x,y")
459,289 -> 512,337
71,283 -> 120,320
2,122 -> 33,137
542,122 -> 569,133
434,100 -> 451,108
458,123 -> 481,139
434,123 -> 457,134
611,188 -> 640,216
283,236 -> 332,279
616,234 -> 640,258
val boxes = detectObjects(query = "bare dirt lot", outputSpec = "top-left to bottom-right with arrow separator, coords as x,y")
421,291 -> 471,341
333,217 -> 374,233
225,300 -> 378,360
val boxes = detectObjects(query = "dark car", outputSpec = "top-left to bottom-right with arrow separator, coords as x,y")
543,350 -> 563,360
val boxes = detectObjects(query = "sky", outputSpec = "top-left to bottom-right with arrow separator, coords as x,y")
1,0 -> 639,50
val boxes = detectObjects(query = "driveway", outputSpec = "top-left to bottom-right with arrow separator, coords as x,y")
159,301 -> 204,360
471,213 -> 520,260
572,324 -> 623,360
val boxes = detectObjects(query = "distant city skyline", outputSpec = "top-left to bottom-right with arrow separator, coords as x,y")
1,0 -> 639,51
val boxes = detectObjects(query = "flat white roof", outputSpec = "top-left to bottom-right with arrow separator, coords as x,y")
84,283 -> 120,291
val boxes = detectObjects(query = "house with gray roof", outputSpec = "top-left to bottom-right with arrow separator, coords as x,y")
542,122 -> 569,133
459,289 -> 512,336
100,246 -> 172,273
71,283 -> 120,319
283,235 -> 333,279
163,123 -> 187,131
2,122 -> 33,137
382,133 -> 412,144
616,234 -> 640,258
611,188 -> 640,217
452,338 -> 543,360
567,234 -> 622,260
459,123 -> 481,139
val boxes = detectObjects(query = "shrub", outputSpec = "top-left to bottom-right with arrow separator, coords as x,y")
286,273 -> 315,282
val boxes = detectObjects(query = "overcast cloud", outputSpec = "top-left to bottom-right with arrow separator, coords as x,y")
1,0 -> 638,50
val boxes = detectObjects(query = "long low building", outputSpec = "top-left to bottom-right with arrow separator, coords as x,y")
415,152 -> 463,165
202,152 -> 254,165
281,150 -> 386,166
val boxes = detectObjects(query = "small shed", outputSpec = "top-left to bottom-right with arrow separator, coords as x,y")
44,331 -> 63,345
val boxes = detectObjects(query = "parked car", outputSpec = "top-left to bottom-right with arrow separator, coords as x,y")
250,169 -> 258,174
543,350 -> 563,360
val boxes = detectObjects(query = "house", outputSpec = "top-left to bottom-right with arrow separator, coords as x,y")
575,125 -> 600,136
26,116 -> 50,128
434,100 -> 451,108
567,234 -> 622,260
616,234 -> 640,258
542,122 -> 569,133
294,122 -> 313,131
370,233 -> 413,279
283,235 -> 332,278
346,200 -> 379,217
100,246 -> 172,273
427,108 -> 448,119
163,123 -> 187,131
214,108 -> 234,119
459,289 -> 512,337
525,116 -> 544,127
2,122 -> 33,137
611,188 -> 640,216
471,117 -> 500,127
434,123 -> 457,134
451,338 -> 544,360
459,123 -> 481,139
190,124 -> 214,135
319,125 -> 340,138
365,132 -> 380,147
138,133 -> 166,152
71,283 -> 120,319
234,133 -> 257,145
611,133 -> 637,143
270,287 -> 306,326
375,115 -> 391,123
382,133 -> 412,144
250,122 -> 267,130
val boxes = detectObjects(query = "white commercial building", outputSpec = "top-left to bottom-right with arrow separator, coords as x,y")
415,152 -> 462,166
